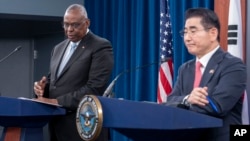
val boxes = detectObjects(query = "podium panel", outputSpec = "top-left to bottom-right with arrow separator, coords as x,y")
97,96 -> 223,141
0,96 -> 65,141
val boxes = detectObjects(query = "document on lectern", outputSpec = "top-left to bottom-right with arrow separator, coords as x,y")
18,97 -> 62,107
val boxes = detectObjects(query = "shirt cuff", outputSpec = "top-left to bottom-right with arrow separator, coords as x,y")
182,95 -> 190,107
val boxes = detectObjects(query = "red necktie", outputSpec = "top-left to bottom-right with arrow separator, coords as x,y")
193,61 -> 202,88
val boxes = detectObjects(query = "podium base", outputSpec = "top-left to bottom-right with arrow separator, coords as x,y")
0,127 -> 43,141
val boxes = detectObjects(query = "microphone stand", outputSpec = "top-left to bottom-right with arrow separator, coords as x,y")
0,46 -> 22,96
102,70 -> 128,98
102,61 -> 159,98
0,46 -> 22,63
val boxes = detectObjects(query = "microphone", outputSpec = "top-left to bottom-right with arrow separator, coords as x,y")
102,62 -> 159,98
0,46 -> 22,63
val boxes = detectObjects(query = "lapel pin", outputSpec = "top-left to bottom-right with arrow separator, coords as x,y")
209,69 -> 214,74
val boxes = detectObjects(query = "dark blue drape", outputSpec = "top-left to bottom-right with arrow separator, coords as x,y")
85,0 -> 213,141
85,0 -> 160,102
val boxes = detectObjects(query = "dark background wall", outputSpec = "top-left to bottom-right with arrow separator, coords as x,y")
0,20 -> 64,98
0,0 -> 83,17
0,0 -> 83,140
0,0 -> 83,98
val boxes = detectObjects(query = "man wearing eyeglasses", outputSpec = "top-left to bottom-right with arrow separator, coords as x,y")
166,8 -> 246,141
33,4 -> 113,141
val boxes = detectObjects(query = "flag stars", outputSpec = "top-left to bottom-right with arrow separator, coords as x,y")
161,54 -> 165,59
164,30 -> 168,36
160,12 -> 164,17
159,0 -> 173,60
168,49 -> 172,54
169,42 -> 172,46
162,38 -> 167,44
158,0 -> 173,103
161,46 -> 166,51
165,22 -> 170,28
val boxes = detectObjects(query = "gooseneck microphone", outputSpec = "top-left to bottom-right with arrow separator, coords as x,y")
102,62 -> 159,98
102,70 -> 127,98
0,46 -> 22,63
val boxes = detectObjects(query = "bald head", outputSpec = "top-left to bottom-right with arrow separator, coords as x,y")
63,4 -> 90,42
65,4 -> 88,19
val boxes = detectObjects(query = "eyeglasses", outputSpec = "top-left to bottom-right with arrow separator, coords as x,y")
179,27 -> 212,38
62,20 -> 86,29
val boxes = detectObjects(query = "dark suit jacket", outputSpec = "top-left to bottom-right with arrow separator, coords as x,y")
44,31 -> 114,141
167,48 -> 246,141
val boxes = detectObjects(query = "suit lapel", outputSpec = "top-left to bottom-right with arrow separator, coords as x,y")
187,60 -> 196,89
56,32 -> 92,79
67,31 -> 92,66
201,64 -> 218,87
51,41 -> 70,79
200,48 -> 225,87
61,42 -> 86,72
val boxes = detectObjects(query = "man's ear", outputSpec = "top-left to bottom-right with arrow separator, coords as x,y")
85,19 -> 90,28
209,27 -> 218,41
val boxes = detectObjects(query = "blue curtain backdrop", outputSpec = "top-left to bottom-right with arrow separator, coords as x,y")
85,0 -> 160,102
85,0 -> 213,141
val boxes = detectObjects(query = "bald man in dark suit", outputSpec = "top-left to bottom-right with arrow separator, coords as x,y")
34,4 -> 113,141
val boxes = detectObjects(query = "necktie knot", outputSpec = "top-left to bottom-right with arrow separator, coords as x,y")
196,61 -> 202,69
70,42 -> 77,51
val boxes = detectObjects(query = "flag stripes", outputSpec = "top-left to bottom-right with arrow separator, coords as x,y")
157,0 -> 173,103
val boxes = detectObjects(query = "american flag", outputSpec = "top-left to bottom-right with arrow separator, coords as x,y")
157,0 -> 173,103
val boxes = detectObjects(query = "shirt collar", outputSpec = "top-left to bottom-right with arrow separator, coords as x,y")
196,45 -> 220,68
71,40 -> 80,46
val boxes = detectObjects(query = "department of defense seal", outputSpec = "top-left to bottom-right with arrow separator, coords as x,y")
76,95 -> 103,141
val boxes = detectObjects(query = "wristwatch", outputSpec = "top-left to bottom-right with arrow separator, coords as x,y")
183,95 -> 191,107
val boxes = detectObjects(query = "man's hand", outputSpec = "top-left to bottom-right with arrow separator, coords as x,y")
188,87 -> 209,106
34,76 -> 47,97
36,97 -> 59,105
